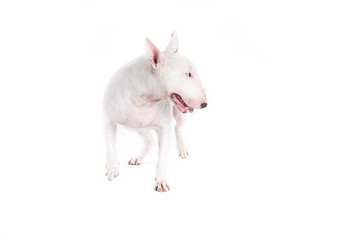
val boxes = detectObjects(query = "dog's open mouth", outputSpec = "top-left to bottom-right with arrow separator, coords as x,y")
170,93 -> 193,113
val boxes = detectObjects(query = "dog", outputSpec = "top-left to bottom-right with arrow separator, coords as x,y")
103,32 -> 207,192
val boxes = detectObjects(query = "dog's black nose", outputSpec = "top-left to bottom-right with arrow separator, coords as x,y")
201,102 -> 207,109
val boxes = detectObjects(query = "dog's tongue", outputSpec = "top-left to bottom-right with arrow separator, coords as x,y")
184,106 -> 194,113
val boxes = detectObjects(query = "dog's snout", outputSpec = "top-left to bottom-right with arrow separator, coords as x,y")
201,102 -> 207,109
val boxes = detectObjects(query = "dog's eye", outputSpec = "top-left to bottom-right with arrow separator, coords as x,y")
186,73 -> 193,78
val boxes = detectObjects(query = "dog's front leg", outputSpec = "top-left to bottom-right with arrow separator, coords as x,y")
154,124 -> 171,192
173,105 -> 189,159
104,120 -> 119,181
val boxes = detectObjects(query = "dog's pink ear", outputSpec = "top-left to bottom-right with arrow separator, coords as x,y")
145,38 -> 161,68
166,31 -> 178,53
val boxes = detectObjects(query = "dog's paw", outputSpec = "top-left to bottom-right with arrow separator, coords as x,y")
177,142 -> 189,159
105,162 -> 119,181
128,157 -> 142,165
154,177 -> 171,192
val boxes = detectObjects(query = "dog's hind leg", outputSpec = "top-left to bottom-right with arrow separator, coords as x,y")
173,105 -> 189,159
128,131 -> 155,165
105,120 -> 120,181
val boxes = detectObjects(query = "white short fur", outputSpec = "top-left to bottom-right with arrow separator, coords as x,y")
103,32 -> 207,192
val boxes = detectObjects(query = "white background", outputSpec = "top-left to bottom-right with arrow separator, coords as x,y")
0,0 -> 359,239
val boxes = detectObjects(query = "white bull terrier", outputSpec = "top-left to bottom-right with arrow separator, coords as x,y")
103,32 -> 207,192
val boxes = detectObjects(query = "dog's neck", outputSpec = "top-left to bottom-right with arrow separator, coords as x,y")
140,92 -> 168,101
140,71 -> 169,101
130,77 -> 169,107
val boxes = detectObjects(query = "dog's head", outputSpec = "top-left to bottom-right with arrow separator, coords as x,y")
145,32 -> 207,113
